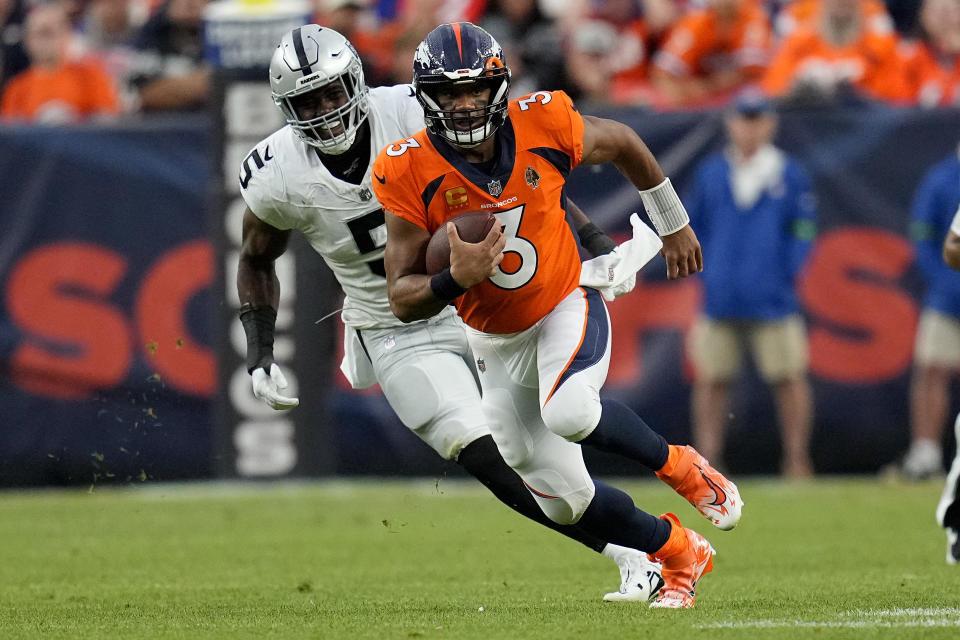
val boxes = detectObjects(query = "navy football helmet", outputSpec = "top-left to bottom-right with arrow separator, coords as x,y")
412,22 -> 511,148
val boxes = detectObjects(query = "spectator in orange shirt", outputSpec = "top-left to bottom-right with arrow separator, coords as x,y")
0,2 -> 120,124
895,0 -> 960,107
773,0 -> 893,38
651,0 -> 773,109
762,0 -> 903,103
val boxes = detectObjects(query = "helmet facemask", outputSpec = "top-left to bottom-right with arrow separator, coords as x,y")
416,71 -> 510,148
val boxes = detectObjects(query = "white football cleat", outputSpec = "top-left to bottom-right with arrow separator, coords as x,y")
603,549 -> 664,603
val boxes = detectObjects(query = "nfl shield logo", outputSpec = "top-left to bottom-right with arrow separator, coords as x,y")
477,358 -> 486,373
359,187 -> 373,201
486,180 -> 502,197
525,166 -> 540,189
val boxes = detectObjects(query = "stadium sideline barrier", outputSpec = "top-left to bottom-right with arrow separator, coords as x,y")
1,105 -> 958,485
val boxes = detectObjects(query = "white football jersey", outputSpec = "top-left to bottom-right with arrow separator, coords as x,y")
240,84 -> 428,328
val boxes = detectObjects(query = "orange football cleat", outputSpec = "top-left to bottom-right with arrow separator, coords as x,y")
649,513 -> 715,609
656,445 -> 743,530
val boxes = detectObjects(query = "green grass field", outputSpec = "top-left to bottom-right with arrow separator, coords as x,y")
1,477 -> 958,639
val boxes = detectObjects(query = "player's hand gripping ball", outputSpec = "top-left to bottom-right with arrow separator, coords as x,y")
425,210 -> 498,274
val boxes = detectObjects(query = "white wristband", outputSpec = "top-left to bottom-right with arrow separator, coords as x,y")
639,178 -> 690,236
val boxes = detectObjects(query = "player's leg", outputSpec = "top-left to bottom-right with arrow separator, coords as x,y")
936,412 -> 960,564
469,322 -> 714,608
456,433 -> 664,600
905,310 -> 960,478
363,315 -> 660,597
752,315 -> 813,477
536,287 -> 742,531
688,316 -> 740,467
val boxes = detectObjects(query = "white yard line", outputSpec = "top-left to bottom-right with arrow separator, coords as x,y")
695,608 -> 960,629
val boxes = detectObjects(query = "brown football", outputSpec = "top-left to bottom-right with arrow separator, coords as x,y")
425,210 -> 498,275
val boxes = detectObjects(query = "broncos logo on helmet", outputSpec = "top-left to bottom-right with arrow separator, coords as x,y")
412,22 -> 511,149
269,25 -> 369,155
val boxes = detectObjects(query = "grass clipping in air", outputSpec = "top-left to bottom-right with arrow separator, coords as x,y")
1,478 -> 959,639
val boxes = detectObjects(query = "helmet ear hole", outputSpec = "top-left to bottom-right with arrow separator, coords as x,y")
484,57 -> 504,74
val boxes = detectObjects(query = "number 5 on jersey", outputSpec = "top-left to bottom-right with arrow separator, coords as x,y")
490,205 -> 536,290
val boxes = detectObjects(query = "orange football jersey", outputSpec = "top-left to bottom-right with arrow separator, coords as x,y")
373,90 -> 585,334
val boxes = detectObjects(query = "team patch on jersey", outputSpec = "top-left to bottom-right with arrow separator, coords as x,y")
445,186 -> 469,209
486,179 -> 503,197
525,166 -> 540,189
359,187 -> 373,201
477,358 -> 486,373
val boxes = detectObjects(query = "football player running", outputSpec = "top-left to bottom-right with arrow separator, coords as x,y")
237,24 -> 662,603
374,22 -> 743,609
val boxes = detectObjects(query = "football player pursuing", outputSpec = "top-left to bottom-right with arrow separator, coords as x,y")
237,25 -> 663,602
374,22 -> 743,608
937,205 -> 960,565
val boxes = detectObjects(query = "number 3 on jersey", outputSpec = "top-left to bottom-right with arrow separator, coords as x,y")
490,205 -> 536,290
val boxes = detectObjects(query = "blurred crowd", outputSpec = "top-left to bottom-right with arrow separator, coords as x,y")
0,0 -> 958,124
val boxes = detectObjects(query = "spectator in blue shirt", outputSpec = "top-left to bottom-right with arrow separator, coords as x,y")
903,149 -> 960,479
685,90 -> 817,477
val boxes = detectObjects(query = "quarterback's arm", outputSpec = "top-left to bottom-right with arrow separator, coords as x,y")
237,208 -> 290,372
580,115 -> 702,279
384,210 -> 505,323
945,231 -> 960,271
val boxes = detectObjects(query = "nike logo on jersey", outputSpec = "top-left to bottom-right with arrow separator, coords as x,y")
263,145 -> 273,161
374,173 -> 386,184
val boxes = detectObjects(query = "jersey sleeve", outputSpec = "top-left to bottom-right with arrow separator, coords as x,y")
514,90 -> 585,169
238,140 -> 293,231
371,143 -> 429,231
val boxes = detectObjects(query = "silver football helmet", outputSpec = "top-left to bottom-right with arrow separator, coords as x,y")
269,25 -> 369,155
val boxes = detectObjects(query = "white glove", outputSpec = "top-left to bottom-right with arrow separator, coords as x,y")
579,214 -> 662,301
251,363 -> 299,410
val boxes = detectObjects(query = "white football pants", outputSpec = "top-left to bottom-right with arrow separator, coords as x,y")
465,287 -> 611,525
355,310 -> 491,460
